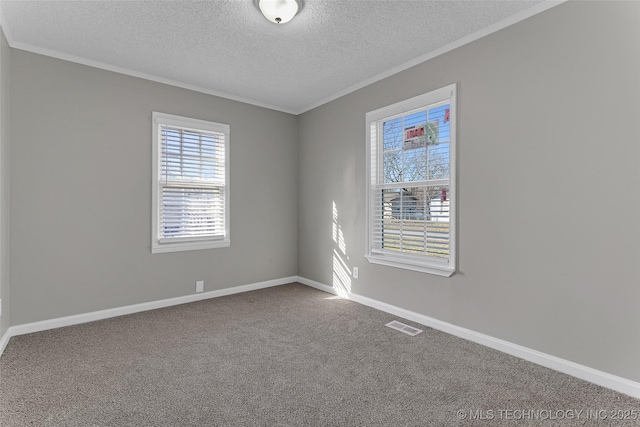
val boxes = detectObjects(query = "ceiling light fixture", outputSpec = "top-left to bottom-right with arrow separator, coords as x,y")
256,0 -> 301,24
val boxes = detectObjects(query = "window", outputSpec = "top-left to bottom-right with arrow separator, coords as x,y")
365,84 -> 456,276
151,112 -> 230,253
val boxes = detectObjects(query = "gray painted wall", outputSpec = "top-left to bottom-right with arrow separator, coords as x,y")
0,30 -> 10,337
298,1 -> 640,382
10,51 -> 298,325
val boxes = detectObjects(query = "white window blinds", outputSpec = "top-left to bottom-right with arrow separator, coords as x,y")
152,113 -> 230,253
366,84 -> 456,276
160,125 -> 225,240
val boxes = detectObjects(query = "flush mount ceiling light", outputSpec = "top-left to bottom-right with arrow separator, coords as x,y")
256,0 -> 301,24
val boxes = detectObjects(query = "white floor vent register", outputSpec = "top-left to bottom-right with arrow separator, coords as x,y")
385,320 -> 423,336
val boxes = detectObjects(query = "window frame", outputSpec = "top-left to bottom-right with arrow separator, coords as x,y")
365,84 -> 457,277
151,112 -> 230,254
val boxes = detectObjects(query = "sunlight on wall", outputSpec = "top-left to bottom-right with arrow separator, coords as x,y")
332,201 -> 346,254
332,201 -> 352,297
332,250 -> 352,298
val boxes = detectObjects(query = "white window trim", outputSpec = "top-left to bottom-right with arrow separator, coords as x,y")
151,112 -> 230,254
365,84 -> 457,277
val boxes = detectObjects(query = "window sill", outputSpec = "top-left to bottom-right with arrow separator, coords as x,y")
151,239 -> 230,254
366,254 -> 455,277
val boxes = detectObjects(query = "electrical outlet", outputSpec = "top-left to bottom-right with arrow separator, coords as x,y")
196,280 -> 204,293
353,267 -> 359,279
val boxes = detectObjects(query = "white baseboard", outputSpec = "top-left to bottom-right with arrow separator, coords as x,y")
0,276 -> 297,356
0,327 -> 10,356
296,276 -> 640,399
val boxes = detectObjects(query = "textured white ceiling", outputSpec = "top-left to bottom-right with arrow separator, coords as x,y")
0,0 -> 554,113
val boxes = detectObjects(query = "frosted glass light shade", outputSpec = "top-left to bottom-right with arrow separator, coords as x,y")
258,0 -> 300,24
